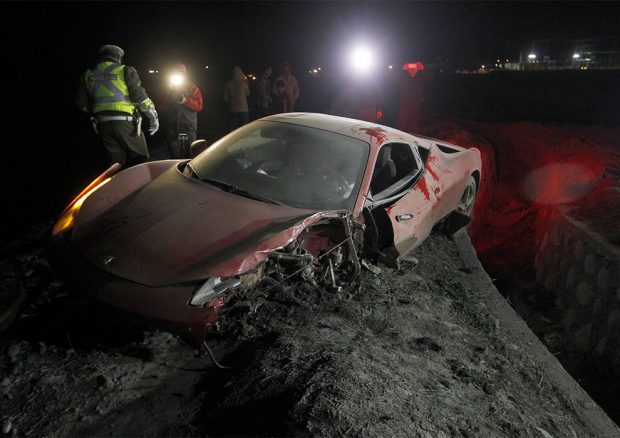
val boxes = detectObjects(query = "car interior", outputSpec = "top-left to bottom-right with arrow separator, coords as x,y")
369,142 -> 422,201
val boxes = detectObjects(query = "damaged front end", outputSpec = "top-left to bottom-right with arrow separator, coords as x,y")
188,212 -> 365,343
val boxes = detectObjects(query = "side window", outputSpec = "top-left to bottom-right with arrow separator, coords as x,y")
371,145 -> 398,194
370,143 -> 420,197
391,143 -> 418,180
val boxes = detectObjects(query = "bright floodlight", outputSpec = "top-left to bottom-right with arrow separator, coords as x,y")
528,53 -> 536,59
170,73 -> 184,87
351,47 -> 374,71
573,53 -> 580,59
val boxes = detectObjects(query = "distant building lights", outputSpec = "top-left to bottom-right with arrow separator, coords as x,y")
572,54 -> 580,59
528,53 -> 536,60
481,65 -> 485,69
148,70 -> 155,74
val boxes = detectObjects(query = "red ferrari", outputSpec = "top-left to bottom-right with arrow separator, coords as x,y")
49,113 -> 481,345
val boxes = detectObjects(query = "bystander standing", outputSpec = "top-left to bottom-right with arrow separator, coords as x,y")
224,65 -> 250,131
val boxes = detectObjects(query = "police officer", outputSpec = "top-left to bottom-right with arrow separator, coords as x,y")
76,44 -> 159,168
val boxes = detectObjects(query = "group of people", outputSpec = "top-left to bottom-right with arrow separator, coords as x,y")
77,44 -> 302,169
224,62 -> 300,130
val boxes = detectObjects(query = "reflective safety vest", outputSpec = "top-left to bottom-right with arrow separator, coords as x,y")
84,62 -> 135,114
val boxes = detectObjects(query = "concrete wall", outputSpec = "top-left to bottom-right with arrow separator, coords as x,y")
535,212 -> 620,363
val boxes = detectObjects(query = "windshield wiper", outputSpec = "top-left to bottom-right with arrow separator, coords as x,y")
201,178 -> 285,206
201,177 -> 238,192
230,187 -> 286,206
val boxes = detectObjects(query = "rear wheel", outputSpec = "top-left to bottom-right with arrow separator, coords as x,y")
437,175 -> 477,235
457,175 -> 477,216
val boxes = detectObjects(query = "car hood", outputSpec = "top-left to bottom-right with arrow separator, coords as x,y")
71,164 -> 316,286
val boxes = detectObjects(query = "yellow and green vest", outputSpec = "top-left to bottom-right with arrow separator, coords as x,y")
84,62 -> 135,114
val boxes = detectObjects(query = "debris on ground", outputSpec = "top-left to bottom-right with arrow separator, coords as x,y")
0,224 -> 617,437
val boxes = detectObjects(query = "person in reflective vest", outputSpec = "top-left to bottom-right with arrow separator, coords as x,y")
76,44 -> 160,168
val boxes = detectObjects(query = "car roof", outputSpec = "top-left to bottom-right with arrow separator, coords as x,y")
260,112 -> 419,150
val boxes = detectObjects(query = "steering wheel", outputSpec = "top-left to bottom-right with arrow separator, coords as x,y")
310,165 -> 351,199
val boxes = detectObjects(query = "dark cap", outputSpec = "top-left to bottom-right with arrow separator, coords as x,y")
99,45 -> 124,61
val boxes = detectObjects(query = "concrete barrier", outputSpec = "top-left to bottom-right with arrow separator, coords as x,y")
535,211 -> 620,362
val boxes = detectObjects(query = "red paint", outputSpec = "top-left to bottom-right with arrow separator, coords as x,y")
426,162 -> 440,181
417,177 -> 431,201
358,127 -> 389,144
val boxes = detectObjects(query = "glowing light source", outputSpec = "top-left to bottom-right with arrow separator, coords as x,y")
351,46 -> 374,72
205,65 -> 209,69
403,62 -> 425,76
528,53 -> 537,60
169,73 -> 185,87
388,65 -> 393,69
573,53 -> 580,59
148,70 -> 155,74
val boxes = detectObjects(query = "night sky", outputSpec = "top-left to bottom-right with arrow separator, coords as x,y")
5,1 -> 619,75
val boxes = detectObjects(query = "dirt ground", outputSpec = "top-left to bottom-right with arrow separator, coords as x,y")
0,222 -> 617,437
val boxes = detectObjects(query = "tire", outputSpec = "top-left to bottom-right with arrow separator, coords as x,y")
438,175 -> 478,236
457,175 -> 477,217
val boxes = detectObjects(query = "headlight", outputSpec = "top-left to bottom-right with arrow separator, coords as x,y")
189,277 -> 241,307
51,163 -> 120,236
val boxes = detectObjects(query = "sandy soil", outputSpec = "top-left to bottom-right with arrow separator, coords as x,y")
0,223 -> 617,437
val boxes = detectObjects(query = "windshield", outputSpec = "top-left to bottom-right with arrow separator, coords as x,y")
189,121 -> 370,210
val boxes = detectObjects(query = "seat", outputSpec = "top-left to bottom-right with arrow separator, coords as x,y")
371,147 -> 397,194
392,145 -> 416,180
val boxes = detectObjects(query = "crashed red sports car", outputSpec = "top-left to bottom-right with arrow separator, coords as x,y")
49,113 -> 481,346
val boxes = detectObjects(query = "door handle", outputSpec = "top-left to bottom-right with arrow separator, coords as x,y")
396,213 -> 414,222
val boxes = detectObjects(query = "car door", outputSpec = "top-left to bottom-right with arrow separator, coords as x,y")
366,142 -> 440,257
